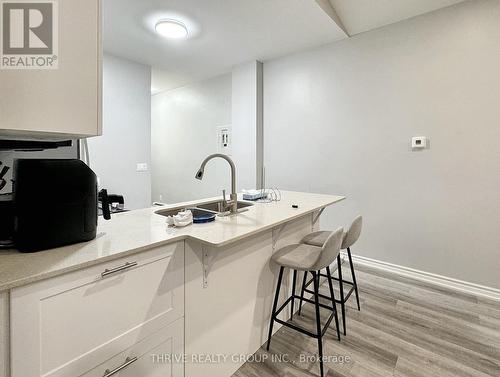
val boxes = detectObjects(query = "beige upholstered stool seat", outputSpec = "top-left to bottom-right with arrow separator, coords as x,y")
271,244 -> 322,271
302,216 -> 362,250
299,216 -> 363,336
301,230 -> 345,248
267,228 -> 344,377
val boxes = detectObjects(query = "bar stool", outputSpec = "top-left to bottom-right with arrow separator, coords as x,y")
299,216 -> 363,336
266,228 -> 344,377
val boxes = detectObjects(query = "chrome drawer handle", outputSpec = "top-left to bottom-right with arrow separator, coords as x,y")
101,261 -> 138,278
103,356 -> 138,377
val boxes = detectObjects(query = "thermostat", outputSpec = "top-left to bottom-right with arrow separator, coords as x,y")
411,136 -> 427,149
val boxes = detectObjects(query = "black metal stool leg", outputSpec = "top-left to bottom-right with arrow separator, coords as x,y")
312,271 -> 324,377
347,247 -> 360,311
337,255 -> 346,336
298,271 -> 307,316
290,269 -> 297,320
326,266 -> 341,341
267,266 -> 284,351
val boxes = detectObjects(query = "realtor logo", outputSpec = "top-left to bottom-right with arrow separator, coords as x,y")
1,0 -> 58,69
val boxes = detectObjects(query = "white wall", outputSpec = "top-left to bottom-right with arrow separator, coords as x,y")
264,0 -> 500,288
151,74 -> 232,203
88,54 -> 152,210
232,61 -> 264,189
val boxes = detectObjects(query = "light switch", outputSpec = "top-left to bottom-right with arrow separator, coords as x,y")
136,163 -> 148,172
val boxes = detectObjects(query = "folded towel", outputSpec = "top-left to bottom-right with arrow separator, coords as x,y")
166,210 -> 193,227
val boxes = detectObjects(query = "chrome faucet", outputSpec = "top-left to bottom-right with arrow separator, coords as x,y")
195,154 -> 238,214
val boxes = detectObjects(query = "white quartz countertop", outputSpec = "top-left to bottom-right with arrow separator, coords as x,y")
0,191 -> 345,290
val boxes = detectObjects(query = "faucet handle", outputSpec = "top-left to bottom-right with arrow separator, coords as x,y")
221,189 -> 229,212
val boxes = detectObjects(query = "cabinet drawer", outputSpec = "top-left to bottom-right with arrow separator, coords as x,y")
10,242 -> 184,377
82,318 -> 184,377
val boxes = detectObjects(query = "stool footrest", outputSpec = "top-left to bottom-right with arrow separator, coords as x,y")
273,294 -> 337,340
308,275 -> 355,289
275,295 -> 336,320
304,285 -> 355,304
328,275 -> 356,287
305,273 -> 356,304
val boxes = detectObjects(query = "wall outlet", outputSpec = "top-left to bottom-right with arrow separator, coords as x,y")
136,163 -> 148,172
217,126 -> 232,155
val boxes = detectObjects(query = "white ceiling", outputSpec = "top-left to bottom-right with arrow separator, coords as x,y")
103,0 -> 346,92
103,0 -> 467,92
329,0 -> 466,35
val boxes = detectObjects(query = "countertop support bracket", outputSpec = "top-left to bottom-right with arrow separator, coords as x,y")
202,246 -> 215,289
312,208 -> 325,228
272,224 -> 287,252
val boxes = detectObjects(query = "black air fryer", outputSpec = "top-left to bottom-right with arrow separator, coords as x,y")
0,193 -> 14,247
12,159 -> 98,252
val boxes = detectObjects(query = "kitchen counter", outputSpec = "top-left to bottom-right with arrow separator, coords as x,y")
0,191 -> 344,291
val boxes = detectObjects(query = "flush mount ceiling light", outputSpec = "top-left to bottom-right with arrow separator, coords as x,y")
155,19 -> 188,39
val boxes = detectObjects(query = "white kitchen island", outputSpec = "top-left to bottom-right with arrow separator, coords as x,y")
0,191 -> 344,377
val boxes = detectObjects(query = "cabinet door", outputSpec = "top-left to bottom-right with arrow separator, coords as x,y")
0,0 -> 101,138
10,242 -> 184,377
82,318 -> 184,377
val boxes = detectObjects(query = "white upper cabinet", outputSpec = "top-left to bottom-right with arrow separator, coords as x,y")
0,0 -> 102,138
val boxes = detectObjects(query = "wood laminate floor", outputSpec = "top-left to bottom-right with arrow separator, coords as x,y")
232,262 -> 500,377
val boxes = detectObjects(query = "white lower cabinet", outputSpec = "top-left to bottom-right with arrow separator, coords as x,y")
81,318 -> 184,377
10,242 -> 185,377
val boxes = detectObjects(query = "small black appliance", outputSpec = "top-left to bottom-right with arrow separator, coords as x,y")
0,161 -> 14,248
8,159 -> 99,252
0,193 -> 14,248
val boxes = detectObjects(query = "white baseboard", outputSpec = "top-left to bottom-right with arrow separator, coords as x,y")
351,254 -> 500,302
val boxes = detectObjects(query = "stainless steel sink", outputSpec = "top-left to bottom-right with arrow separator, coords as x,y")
155,200 -> 253,218
196,200 -> 254,213
155,206 -> 199,218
